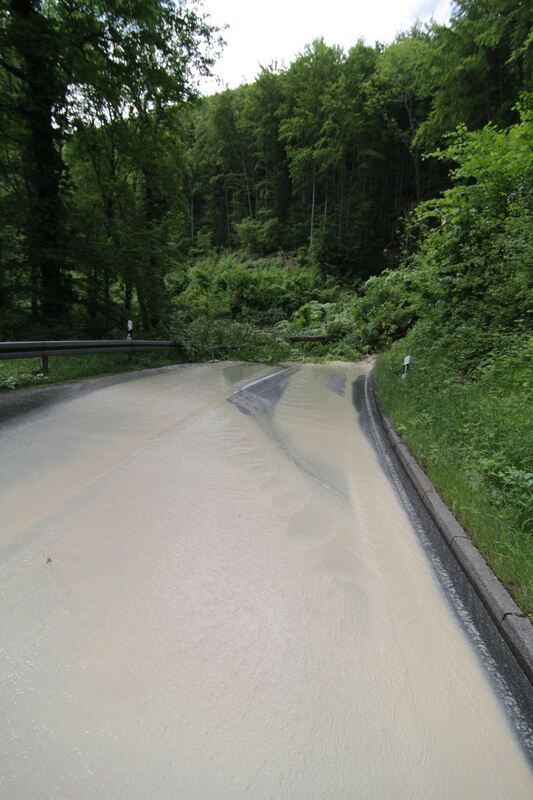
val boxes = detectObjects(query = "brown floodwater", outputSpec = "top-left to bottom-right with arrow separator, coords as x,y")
0,362 -> 531,798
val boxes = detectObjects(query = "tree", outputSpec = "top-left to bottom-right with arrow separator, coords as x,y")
0,0 -> 218,328
419,0 -> 533,145
376,30 -> 433,203
279,40 -> 344,249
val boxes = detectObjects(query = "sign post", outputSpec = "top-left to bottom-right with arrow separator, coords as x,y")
127,320 -> 133,362
402,354 -> 411,378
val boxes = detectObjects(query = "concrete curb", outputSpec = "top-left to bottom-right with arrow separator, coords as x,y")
368,371 -> 533,687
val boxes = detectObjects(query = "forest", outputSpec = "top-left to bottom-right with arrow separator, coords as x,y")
0,0 -> 532,612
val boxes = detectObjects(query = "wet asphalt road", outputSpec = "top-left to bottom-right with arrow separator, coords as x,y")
0,362 -> 532,799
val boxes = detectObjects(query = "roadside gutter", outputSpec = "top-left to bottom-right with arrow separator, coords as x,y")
368,371 -> 533,687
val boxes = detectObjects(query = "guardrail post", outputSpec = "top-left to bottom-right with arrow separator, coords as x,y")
41,354 -> 49,376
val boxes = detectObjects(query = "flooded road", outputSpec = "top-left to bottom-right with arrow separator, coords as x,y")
1,362 -> 532,798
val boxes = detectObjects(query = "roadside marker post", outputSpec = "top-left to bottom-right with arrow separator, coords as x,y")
402,354 -> 411,378
127,320 -> 133,362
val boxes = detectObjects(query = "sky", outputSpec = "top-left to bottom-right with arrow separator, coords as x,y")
199,0 -> 454,93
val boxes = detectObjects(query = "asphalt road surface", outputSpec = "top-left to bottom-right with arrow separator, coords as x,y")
1,362 -> 532,799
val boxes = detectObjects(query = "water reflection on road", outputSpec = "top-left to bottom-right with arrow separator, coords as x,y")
0,362 -> 531,799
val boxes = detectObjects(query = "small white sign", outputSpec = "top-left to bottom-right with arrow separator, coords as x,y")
403,355 -> 411,367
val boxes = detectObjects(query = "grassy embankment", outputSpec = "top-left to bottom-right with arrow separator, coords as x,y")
0,352 -> 184,392
374,332 -> 532,618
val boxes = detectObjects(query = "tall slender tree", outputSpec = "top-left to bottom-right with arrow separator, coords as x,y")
0,0 -> 218,327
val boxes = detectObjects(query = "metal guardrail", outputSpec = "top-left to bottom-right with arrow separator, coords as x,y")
0,333 -> 331,376
0,339 -> 182,374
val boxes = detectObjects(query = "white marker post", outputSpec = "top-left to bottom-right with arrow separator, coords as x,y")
127,320 -> 133,363
402,354 -> 411,378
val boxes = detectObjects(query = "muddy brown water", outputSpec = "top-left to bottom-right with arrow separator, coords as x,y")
0,362 -> 531,799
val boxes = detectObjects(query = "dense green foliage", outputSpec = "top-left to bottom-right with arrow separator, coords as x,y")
1,0 -> 531,338
373,107 -> 533,613
188,0 -> 531,279
0,0 -> 219,336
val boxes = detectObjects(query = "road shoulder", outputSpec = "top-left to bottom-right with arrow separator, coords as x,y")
368,370 -> 533,688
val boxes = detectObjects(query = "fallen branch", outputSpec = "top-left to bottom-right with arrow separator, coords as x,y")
285,334 -> 330,343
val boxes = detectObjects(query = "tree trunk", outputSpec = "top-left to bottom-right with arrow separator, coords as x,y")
309,164 -> 316,246
141,166 -> 167,332
412,146 -> 421,204
30,262 -> 38,319
87,266 -> 98,322
124,278 -> 132,313
224,184 -> 231,246
242,159 -> 253,218
337,162 -> 344,255
11,0 -> 68,321
136,282 -> 151,333
403,88 -> 420,203
103,196 -> 114,314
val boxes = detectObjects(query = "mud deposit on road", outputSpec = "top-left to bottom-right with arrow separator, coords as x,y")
1,363 -> 531,798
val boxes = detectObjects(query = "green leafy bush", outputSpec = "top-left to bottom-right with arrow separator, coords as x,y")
177,318 -> 292,363
234,212 -> 281,256
374,107 -> 533,614
171,252 -> 339,329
